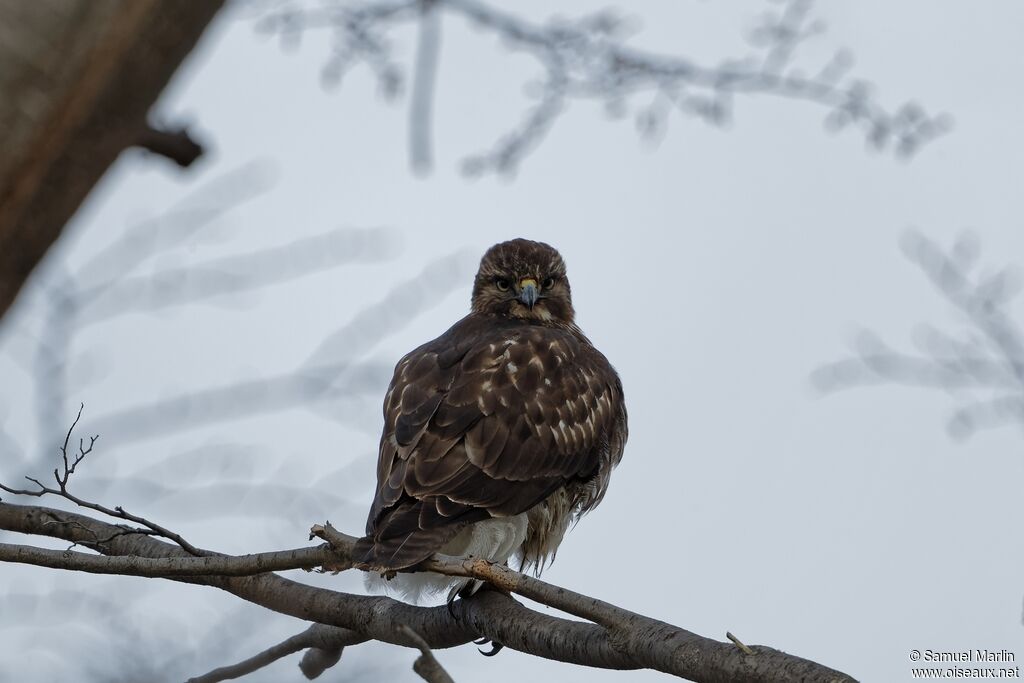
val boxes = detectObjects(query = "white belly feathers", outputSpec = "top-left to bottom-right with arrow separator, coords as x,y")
364,514 -> 528,603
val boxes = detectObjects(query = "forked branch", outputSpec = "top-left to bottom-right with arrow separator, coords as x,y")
256,0 -> 949,175
0,405 -> 203,556
0,501 -> 855,682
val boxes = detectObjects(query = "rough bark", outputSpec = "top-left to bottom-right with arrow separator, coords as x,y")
0,0 -> 225,319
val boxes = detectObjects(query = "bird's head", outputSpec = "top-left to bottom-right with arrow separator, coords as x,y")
471,239 -> 574,323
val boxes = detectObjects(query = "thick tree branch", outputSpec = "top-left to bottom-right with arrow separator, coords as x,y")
0,542 -> 334,577
0,502 -> 855,682
400,624 -> 456,683
0,0 -> 226,319
187,624 -> 366,683
299,644 -> 345,680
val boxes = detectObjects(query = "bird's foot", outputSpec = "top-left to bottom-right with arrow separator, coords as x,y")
446,583 -> 505,655
472,636 -> 505,656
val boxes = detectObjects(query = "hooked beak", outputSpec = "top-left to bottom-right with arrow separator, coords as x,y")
518,278 -> 539,309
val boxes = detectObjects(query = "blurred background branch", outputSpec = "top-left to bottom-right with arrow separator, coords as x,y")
0,0 -> 227,319
255,0 -> 950,177
815,230 -> 1024,440
409,0 -> 442,175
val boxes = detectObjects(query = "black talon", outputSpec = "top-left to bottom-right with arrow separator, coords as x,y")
473,637 -> 505,656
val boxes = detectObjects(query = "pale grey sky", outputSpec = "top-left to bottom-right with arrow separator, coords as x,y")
2,1 -> 1024,681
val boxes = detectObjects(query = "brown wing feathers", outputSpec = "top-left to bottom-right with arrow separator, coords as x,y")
354,315 -> 624,571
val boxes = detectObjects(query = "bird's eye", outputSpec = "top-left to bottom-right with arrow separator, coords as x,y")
542,277 -> 555,289
495,278 -> 510,291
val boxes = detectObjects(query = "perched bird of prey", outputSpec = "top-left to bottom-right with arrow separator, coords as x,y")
355,239 -> 627,602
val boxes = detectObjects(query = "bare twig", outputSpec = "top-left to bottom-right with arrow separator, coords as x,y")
309,521 -> 358,548
56,404 -> 96,487
0,472 -> 207,556
0,407 -> 203,555
400,624 -> 456,683
728,631 -> 757,656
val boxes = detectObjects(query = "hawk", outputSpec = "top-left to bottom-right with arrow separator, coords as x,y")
355,239 -> 627,601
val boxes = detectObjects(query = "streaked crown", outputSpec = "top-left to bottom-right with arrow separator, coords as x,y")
471,239 -> 574,323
